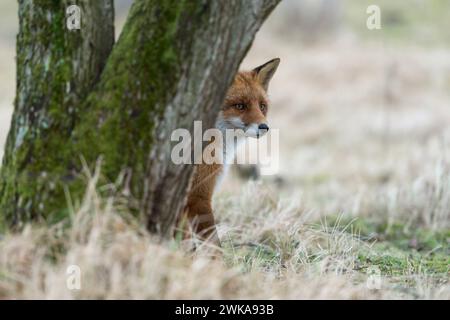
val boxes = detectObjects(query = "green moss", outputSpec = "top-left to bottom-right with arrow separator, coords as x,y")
71,0 -> 191,186
0,1 -> 110,228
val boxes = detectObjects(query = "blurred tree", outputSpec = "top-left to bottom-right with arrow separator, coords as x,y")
0,0 -> 280,238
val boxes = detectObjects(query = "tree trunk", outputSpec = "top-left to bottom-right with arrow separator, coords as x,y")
0,0 -> 115,228
0,0 -> 281,237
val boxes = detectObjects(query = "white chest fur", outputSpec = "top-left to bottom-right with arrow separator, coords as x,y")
214,136 -> 245,192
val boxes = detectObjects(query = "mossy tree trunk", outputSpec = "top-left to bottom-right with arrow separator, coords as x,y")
0,0 -> 115,228
0,0 -> 281,237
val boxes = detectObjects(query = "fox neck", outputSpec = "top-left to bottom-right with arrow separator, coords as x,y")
207,114 -> 246,191
214,115 -> 246,165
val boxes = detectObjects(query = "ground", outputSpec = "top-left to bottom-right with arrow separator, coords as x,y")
0,0 -> 448,299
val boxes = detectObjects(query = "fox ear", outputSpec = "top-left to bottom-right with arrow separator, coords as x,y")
253,58 -> 280,91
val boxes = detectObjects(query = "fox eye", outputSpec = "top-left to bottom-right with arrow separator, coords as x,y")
260,103 -> 267,112
234,103 -> 247,111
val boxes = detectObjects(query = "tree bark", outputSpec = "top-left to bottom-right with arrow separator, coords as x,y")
0,0 -> 114,228
0,0 -> 281,237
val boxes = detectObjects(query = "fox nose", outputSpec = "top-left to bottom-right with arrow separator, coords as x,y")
258,123 -> 269,132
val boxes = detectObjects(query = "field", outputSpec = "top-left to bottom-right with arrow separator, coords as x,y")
0,1 -> 449,299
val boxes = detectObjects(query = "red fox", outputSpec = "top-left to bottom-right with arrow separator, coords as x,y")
179,58 -> 280,245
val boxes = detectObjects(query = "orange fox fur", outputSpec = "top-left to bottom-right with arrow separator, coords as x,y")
179,58 -> 280,245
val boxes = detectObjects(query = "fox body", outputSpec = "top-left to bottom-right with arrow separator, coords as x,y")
180,58 -> 280,244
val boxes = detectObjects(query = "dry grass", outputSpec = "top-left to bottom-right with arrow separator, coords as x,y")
0,162 -> 448,299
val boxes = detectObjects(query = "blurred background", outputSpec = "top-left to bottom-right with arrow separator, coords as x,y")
240,0 -> 450,222
236,0 -> 450,222
1,0 -> 449,225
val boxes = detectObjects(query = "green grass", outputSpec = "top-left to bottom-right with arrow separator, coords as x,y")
357,245 -> 449,276
223,214 -> 448,291
329,217 -> 449,252
325,215 -> 449,281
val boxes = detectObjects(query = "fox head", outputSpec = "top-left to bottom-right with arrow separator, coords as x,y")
216,58 -> 280,139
